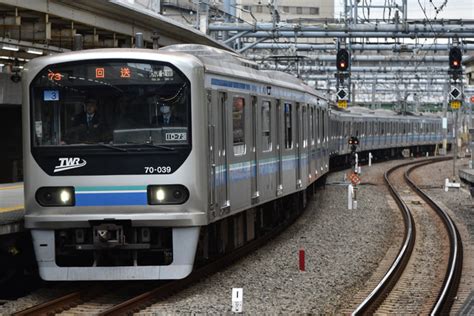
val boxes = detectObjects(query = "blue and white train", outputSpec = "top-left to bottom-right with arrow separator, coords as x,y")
22,44 -> 444,280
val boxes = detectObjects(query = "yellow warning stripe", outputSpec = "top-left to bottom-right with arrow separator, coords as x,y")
0,205 -> 24,213
0,185 -> 23,191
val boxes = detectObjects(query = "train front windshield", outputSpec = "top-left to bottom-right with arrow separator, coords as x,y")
30,60 -> 190,147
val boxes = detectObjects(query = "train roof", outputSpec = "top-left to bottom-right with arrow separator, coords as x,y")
160,44 -> 327,101
332,106 -> 442,121
159,44 -> 259,69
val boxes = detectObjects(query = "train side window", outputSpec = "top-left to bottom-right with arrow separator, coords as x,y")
324,110 -> 328,142
302,106 -> 308,148
261,100 -> 272,152
316,108 -> 320,144
317,108 -> 321,145
232,97 -> 246,156
321,110 -> 325,142
284,103 -> 293,149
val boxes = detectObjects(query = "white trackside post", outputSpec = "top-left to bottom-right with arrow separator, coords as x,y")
232,288 -> 243,313
353,186 -> 358,209
368,152 -> 373,167
355,153 -> 359,172
348,184 -> 354,210
445,178 -> 461,192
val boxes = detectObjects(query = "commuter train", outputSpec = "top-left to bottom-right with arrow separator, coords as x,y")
22,44 -> 444,280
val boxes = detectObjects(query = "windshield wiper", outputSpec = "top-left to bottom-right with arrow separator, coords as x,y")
143,143 -> 176,151
98,143 -> 128,152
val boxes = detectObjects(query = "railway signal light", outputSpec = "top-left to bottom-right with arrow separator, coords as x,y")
337,48 -> 350,72
349,136 -> 359,167
449,47 -> 462,70
348,136 -> 359,147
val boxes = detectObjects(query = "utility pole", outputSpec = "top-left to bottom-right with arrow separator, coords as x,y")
442,82 -> 448,155
448,44 -> 463,179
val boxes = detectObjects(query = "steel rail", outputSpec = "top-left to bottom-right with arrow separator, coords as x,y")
405,160 -> 463,315
352,157 -> 461,315
13,284 -> 118,315
351,159 -> 420,315
14,291 -> 85,316
99,198 -> 307,315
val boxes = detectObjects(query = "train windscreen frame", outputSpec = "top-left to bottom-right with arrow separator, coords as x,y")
29,59 -> 192,176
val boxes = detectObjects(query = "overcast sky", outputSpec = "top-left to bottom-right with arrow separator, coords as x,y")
334,0 -> 474,20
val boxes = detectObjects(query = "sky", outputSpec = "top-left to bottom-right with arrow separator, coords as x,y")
334,0 -> 474,20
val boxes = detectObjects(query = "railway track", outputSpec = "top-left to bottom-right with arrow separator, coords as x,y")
14,195 -> 307,315
352,157 -> 463,315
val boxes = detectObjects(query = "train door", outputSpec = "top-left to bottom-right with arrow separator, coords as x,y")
296,103 -> 305,189
315,107 -> 321,174
282,102 -> 295,193
228,94 -> 251,211
302,105 -> 309,187
207,91 -> 216,214
321,109 -> 329,160
251,96 -> 259,202
259,99 -> 275,199
276,100 -> 283,195
212,91 -> 230,214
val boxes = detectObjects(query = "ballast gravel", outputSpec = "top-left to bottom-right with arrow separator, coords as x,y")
138,160 -> 403,315
0,283 -> 76,315
411,157 -> 474,314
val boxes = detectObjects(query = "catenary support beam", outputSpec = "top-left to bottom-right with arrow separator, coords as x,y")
241,43 -> 474,51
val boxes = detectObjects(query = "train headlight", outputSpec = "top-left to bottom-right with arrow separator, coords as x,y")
60,190 -> 71,203
147,185 -> 189,205
156,189 -> 166,202
36,187 -> 75,206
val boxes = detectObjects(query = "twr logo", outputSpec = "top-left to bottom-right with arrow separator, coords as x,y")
54,158 -> 87,173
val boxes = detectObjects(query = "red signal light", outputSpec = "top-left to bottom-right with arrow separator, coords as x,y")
449,47 -> 462,70
336,49 -> 350,72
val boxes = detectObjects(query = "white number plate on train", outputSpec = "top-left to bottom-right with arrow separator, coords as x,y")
165,133 -> 187,141
144,166 -> 172,174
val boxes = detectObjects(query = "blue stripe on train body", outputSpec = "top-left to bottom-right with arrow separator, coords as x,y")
214,155 -> 312,187
75,186 -> 147,206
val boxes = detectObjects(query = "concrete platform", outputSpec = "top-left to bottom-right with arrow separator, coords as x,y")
459,168 -> 474,183
0,182 -> 24,235
459,168 -> 474,197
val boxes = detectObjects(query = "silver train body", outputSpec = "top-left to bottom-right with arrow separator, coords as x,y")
22,45 -> 445,280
